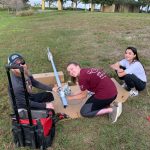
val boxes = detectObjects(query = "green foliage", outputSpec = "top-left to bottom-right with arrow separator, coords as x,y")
81,0 -> 90,4
100,0 -> 115,5
114,0 -> 143,6
138,0 -> 150,6
81,0 -> 115,5
81,0 -> 149,6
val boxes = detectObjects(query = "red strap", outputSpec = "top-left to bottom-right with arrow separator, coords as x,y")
40,118 -> 52,136
19,119 -> 37,125
19,118 -> 53,137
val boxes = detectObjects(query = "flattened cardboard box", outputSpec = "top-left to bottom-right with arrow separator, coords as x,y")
52,78 -> 129,118
33,71 -> 64,86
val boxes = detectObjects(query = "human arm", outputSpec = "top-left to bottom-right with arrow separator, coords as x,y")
117,69 -> 127,77
110,61 -> 126,77
110,62 -> 120,70
118,61 -> 146,79
20,64 -> 53,91
30,76 -> 53,91
67,90 -> 88,100
10,71 -> 54,110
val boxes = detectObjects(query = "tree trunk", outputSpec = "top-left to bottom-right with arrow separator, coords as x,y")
91,3 -> 95,12
84,4 -> 86,11
57,0 -> 63,10
49,0 -> 53,8
42,0 -> 45,10
147,5 -> 149,13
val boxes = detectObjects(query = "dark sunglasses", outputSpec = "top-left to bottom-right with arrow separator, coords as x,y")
14,59 -> 25,66
19,61 -> 25,65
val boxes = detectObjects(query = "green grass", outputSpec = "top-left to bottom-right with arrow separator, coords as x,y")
0,10 -> 150,150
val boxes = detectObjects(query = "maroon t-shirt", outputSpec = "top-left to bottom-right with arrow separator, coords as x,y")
78,68 -> 117,100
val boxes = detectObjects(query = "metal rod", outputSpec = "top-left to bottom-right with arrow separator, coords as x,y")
47,48 -> 68,108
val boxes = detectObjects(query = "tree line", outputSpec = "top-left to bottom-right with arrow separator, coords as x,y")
0,0 -> 149,12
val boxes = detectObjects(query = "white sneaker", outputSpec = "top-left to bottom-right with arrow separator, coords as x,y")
109,102 -> 122,123
129,89 -> 138,97
110,102 -> 122,117
117,102 -> 122,117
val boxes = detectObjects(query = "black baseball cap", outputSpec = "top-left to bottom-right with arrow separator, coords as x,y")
8,53 -> 25,66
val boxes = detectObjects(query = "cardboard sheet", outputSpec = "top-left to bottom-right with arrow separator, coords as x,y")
32,72 -> 129,118
111,78 -> 129,103
52,85 -> 87,118
33,72 -> 64,85
52,78 -> 129,118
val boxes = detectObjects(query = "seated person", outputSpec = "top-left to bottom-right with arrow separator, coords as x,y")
110,46 -> 147,97
7,53 -> 57,112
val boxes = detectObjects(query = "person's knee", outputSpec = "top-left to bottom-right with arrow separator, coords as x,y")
80,108 -> 94,117
123,74 -> 134,83
46,92 -> 54,101
80,107 -> 87,117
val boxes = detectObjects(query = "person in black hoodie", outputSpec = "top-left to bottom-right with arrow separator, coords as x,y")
8,53 -> 56,110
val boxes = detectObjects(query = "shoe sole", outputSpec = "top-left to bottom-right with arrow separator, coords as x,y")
109,102 -> 122,123
109,106 -> 119,123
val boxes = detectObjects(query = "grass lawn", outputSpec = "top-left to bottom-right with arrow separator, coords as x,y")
0,10 -> 150,150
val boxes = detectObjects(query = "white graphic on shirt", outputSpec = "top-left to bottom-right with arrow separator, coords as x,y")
87,68 -> 99,74
87,68 -> 106,79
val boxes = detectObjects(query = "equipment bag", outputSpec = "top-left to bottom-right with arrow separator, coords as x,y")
5,65 -> 55,150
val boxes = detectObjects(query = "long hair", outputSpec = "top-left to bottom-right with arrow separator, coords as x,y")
126,46 -> 140,61
66,61 -> 81,68
126,47 -> 146,74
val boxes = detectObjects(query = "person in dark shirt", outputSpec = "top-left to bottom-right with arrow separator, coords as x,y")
8,53 -> 56,110
66,62 -> 122,123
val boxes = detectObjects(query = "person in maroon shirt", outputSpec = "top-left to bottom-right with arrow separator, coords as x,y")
67,62 -> 122,123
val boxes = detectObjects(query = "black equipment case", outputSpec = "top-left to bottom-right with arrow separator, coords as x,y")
5,65 -> 55,150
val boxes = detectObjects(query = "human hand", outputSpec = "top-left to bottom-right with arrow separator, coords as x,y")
110,64 -> 119,70
117,68 -> 124,73
52,85 -> 59,93
46,102 -> 54,109
21,64 -> 31,76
